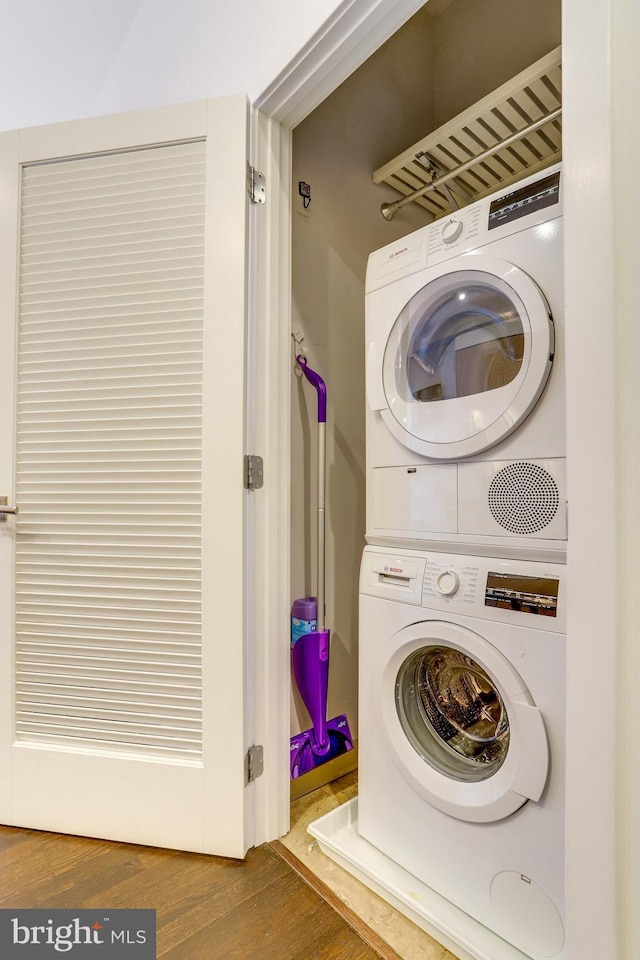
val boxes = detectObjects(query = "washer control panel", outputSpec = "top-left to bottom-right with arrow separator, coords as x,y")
361,547 -> 566,632
360,550 -> 426,605
424,557 -> 479,607
435,570 -> 460,595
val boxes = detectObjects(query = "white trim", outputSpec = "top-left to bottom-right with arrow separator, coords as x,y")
0,129 -> 20,823
255,0 -> 425,126
612,0 -> 640,954
562,0 -> 618,957
249,111 -> 293,844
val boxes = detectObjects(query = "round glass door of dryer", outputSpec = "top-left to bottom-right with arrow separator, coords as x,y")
403,282 -> 524,402
380,258 -> 554,459
395,645 -> 510,783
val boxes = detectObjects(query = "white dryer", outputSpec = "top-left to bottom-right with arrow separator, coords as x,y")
366,164 -> 565,560
358,545 -> 566,959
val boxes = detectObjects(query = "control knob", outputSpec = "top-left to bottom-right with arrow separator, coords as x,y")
436,570 -> 460,596
441,218 -> 464,244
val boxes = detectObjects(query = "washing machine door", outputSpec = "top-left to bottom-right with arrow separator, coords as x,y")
375,255 -> 554,459
379,620 -> 549,822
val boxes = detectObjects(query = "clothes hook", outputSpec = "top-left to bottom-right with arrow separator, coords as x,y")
298,181 -> 311,209
292,331 -> 306,374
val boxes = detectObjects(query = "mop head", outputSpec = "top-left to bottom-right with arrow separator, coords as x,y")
290,714 -> 353,780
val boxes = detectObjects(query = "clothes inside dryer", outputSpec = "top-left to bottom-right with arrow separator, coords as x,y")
379,259 -> 553,456
398,274 -> 525,404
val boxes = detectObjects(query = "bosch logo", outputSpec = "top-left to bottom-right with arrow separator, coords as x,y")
389,566 -> 403,574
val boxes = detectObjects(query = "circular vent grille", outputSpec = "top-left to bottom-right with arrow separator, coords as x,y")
488,462 -> 560,535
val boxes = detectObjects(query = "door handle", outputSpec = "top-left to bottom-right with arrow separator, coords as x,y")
0,496 -> 18,521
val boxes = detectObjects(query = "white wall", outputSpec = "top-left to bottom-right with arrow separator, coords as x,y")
0,0 -> 345,132
0,0 -> 143,130
91,0 -> 347,115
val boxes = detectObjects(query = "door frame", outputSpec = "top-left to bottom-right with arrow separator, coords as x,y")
250,0 -> 428,846
251,0 -> 624,957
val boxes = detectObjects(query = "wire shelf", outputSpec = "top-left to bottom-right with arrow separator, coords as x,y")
373,46 -> 562,221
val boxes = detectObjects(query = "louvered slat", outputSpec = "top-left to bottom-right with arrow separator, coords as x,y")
15,140 -> 206,760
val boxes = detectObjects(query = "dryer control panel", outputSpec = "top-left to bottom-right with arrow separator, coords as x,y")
365,163 -> 562,295
426,204 -> 481,263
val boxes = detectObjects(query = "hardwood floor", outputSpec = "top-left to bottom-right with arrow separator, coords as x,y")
0,825 -> 383,959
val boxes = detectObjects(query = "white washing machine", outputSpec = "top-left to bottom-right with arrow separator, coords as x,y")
366,164 -> 565,560
358,545 -> 566,959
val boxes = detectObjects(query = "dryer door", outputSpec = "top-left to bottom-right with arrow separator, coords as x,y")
378,620 -> 549,822
377,255 -> 554,459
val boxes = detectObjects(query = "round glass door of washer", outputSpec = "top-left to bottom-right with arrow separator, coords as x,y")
380,258 -> 554,459
395,645 -> 510,783
379,620 -> 550,822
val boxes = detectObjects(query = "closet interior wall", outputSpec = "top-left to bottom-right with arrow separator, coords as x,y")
289,0 -> 561,752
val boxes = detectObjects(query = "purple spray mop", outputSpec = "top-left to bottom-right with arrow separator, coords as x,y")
290,356 -> 353,779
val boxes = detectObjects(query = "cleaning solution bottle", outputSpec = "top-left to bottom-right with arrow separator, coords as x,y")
291,597 -> 318,645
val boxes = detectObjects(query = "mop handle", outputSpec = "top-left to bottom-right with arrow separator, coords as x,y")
296,356 -> 327,631
296,356 -> 326,422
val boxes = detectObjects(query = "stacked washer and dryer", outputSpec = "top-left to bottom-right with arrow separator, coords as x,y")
357,164 -> 567,960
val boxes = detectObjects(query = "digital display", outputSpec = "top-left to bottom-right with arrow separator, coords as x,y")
484,572 -> 559,617
488,171 -> 561,230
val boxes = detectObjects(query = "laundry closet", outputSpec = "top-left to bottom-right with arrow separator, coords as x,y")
289,0 -> 562,778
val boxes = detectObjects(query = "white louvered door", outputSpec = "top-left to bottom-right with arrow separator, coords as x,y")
0,98 -> 252,856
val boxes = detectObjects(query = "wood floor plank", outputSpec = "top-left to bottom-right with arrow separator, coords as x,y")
160,865 -> 379,960
0,830 -> 117,904
0,828 -> 168,906
0,826 -> 383,960
156,851 -> 293,952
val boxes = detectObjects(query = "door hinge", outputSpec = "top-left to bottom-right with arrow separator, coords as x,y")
245,744 -> 264,784
247,165 -> 266,205
244,454 -> 264,490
